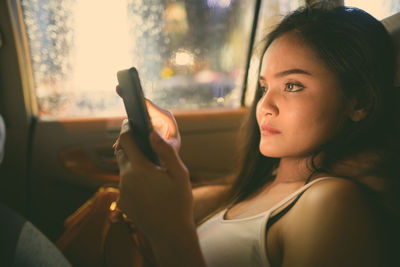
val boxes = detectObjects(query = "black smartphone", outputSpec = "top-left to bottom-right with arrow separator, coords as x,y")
117,67 -> 159,164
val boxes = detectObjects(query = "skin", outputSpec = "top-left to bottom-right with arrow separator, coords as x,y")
114,31 -> 381,266
114,101 -> 207,266
256,31 -> 349,183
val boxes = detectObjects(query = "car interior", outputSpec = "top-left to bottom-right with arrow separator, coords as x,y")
0,0 -> 399,252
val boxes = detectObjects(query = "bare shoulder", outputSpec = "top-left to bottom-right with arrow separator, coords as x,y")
300,178 -> 370,211
279,178 -> 383,267
283,177 -> 376,232
283,178 -> 374,228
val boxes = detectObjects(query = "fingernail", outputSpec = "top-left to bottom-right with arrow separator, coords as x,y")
121,119 -> 130,133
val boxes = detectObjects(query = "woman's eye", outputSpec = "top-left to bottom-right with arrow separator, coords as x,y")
285,82 -> 304,92
259,84 -> 268,94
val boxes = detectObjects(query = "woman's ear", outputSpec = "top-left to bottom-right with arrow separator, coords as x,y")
347,96 -> 368,122
349,108 -> 368,122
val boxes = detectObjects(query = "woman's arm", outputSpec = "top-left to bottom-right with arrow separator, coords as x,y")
192,184 -> 230,224
279,178 -> 382,267
115,122 -> 207,267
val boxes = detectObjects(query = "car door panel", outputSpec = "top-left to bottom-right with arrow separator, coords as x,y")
27,108 -> 246,240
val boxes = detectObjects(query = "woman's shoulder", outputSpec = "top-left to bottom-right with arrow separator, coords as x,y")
280,178 -> 381,266
291,177 -> 375,225
277,177 -> 383,266
303,177 -> 368,207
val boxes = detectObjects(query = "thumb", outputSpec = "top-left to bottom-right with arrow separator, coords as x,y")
150,131 -> 186,177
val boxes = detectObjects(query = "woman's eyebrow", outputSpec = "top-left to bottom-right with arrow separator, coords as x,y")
259,68 -> 312,81
275,68 -> 312,77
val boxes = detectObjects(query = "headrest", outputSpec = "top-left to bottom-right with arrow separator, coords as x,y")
381,12 -> 400,87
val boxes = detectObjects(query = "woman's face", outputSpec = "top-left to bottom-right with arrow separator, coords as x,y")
256,31 -> 349,159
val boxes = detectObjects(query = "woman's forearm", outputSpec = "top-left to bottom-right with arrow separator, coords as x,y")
192,184 -> 230,223
149,184 -> 230,266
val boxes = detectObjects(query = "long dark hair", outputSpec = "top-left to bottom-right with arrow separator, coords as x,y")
212,4 -> 400,219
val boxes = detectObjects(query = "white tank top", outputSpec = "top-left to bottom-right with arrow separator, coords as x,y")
197,177 -> 335,267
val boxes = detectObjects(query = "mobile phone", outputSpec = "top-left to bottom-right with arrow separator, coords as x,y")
117,67 -> 159,164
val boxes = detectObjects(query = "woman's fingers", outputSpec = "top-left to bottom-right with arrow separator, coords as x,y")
116,85 -> 121,97
115,121 -> 193,241
115,86 -> 178,142
150,131 -> 188,179
118,120 -> 155,170
117,118 -> 185,179
115,148 -> 129,170
146,99 -> 180,141
146,98 -> 167,116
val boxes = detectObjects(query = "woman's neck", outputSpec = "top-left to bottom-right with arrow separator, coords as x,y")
274,156 -> 324,184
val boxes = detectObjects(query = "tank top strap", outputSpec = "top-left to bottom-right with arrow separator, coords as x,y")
267,177 -> 336,216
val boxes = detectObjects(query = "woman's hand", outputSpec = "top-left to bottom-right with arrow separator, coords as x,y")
115,121 -> 206,266
114,120 -> 194,241
116,85 -> 181,151
114,87 -> 206,265
146,99 -> 181,152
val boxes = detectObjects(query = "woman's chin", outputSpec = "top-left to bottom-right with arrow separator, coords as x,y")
259,148 -> 282,158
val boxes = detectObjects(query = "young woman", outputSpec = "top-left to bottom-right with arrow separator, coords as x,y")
114,4 -> 400,267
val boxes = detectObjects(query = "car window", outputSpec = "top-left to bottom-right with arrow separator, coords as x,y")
244,0 -> 303,106
244,0 -> 400,106
20,0 -> 258,118
345,0 -> 400,20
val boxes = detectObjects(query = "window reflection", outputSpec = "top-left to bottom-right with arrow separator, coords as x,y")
20,0 -> 256,118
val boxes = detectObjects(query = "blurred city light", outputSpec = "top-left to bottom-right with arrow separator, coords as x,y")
72,0 -> 131,95
207,0 -> 232,8
165,2 -> 187,21
195,70 -> 218,83
172,49 -> 195,66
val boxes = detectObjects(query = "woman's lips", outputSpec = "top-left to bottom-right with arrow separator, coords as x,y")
260,125 -> 281,136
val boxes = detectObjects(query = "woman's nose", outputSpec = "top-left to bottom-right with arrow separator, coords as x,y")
258,88 -> 279,116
